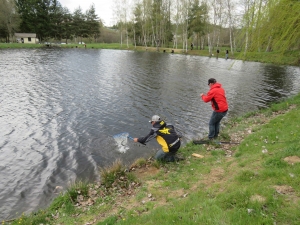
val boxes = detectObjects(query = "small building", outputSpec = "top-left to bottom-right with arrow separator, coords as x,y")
15,33 -> 39,44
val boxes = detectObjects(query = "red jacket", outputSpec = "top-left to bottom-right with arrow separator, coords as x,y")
201,83 -> 228,112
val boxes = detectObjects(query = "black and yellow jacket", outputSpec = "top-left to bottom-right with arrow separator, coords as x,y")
137,120 -> 181,153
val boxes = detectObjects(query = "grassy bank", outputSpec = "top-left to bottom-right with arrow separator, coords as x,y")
0,43 -> 43,49
1,43 -> 299,66
5,94 -> 300,225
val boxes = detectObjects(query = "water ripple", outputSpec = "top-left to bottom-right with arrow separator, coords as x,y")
0,49 -> 300,220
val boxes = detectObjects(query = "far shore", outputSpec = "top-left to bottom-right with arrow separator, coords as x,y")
0,42 -> 299,66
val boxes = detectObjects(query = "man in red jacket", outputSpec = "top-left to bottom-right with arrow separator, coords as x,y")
200,78 -> 228,140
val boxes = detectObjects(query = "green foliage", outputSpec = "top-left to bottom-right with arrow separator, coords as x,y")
0,0 -> 20,41
14,0 -> 101,41
100,160 -> 125,187
264,158 -> 288,168
0,43 -> 42,48
67,181 -> 89,202
63,201 -> 76,214
96,216 -> 118,225
132,158 -> 147,167
151,160 -> 161,168
188,0 -> 208,37
219,131 -> 231,141
15,0 -> 56,40
2,0 -> 298,60
236,170 -> 258,182
9,210 -> 51,225
211,149 -> 225,157
241,0 -> 300,53
100,159 -> 137,188
49,193 -> 70,210
284,145 -> 300,156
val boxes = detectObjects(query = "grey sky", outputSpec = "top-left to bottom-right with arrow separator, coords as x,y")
59,0 -> 114,26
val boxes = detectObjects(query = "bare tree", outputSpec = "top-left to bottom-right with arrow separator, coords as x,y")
173,0 -> 181,49
139,0 -> 152,47
113,0 -> 128,47
180,0 -> 190,53
240,0 -> 255,54
210,0 -> 225,49
225,0 -> 235,54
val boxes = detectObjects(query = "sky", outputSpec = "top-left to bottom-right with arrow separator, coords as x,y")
59,0 -> 114,26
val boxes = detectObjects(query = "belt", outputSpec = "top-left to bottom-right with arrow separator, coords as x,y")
169,138 -> 180,147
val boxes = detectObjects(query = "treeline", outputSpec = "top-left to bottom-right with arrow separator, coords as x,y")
0,0 -> 101,43
0,0 -> 299,54
113,0 -> 300,54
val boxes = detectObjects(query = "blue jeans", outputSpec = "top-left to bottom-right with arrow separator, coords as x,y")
155,149 -> 177,162
208,110 -> 227,139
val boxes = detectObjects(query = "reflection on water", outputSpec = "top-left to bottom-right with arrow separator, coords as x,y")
0,48 -> 299,219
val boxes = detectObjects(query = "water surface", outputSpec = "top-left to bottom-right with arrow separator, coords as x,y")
0,48 -> 300,220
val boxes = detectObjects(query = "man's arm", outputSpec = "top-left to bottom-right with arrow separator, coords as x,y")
200,90 -> 214,103
133,129 -> 156,144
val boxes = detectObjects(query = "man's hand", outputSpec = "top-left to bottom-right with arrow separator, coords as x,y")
200,93 -> 204,97
133,138 -> 138,142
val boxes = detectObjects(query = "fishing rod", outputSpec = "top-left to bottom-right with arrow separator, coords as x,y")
192,140 -> 240,145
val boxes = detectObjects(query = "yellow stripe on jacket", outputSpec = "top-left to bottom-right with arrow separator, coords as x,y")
156,136 -> 169,152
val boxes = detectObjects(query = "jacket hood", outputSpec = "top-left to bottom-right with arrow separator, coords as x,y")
153,120 -> 166,129
211,82 -> 222,89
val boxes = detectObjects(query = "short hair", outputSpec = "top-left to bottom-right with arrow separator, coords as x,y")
208,78 -> 216,85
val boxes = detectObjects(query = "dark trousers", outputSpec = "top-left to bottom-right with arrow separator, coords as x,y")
208,110 -> 227,139
155,149 -> 178,162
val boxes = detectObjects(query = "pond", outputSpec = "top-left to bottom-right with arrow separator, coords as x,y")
0,48 -> 299,220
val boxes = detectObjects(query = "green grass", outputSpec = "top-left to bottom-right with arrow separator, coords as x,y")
0,43 -> 43,48
65,43 -> 122,49
235,50 -> 300,66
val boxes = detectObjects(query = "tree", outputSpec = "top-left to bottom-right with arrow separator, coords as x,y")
210,0 -> 225,49
113,0 -> 122,46
15,0 -> 60,41
172,0 -> 181,49
15,0 -> 35,33
131,2 -> 143,46
188,0 -> 208,50
224,0 -> 235,54
50,3 -> 63,40
85,4 -> 101,42
72,7 -> 86,43
174,0 -> 191,52
150,0 -> 163,50
241,0 -> 300,53
61,7 -> 73,43
0,0 -> 20,42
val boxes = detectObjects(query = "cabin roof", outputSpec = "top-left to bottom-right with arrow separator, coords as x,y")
15,33 -> 37,38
